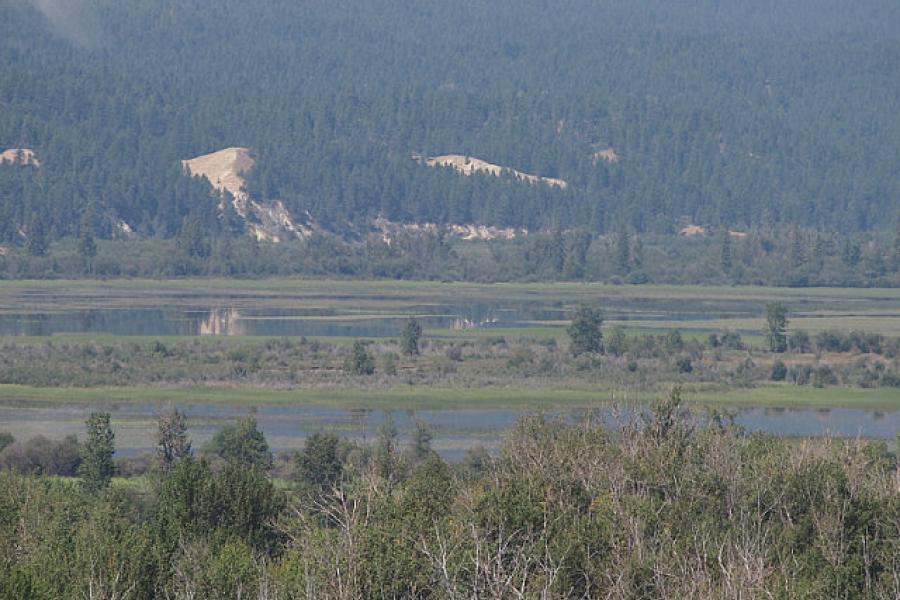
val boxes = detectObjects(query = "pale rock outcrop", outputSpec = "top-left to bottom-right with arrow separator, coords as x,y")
679,224 -> 706,237
0,148 -> 40,167
372,216 -> 527,243
591,148 -> 619,164
423,154 -> 568,189
183,147 -> 314,242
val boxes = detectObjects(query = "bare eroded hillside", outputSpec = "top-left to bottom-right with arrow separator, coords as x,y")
424,155 -> 568,189
0,148 -> 40,167
183,147 -> 314,242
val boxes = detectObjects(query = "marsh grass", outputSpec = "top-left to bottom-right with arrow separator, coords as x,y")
1,279 -> 899,414
1,382 -> 898,410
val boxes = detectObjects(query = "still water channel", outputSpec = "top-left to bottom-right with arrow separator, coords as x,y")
0,293 -> 765,337
1,402 -> 896,460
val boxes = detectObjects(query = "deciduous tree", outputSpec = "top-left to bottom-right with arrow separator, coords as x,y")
157,406 -> 192,473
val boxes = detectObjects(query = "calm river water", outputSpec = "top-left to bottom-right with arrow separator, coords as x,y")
0,402 -> 896,460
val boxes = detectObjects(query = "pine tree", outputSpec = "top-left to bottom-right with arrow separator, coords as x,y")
567,305 -> 604,356
631,235 -> 644,271
400,317 -> 423,356
177,214 -> 210,259
294,432 -> 343,490
892,218 -> 900,271
376,414 -> 397,481
812,233 -> 827,266
206,416 -> 273,470
764,302 -> 788,353
79,412 -> 115,493
410,419 -> 433,463
615,229 -> 631,274
790,226 -> 804,269
548,230 -> 566,275
720,231 -> 733,273
349,340 -> 376,375
841,237 -> 861,267
78,230 -> 97,273
562,229 -> 592,280
26,215 -> 49,257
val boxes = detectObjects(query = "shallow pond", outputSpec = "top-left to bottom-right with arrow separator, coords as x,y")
0,295 -> 777,338
3,280 -> 900,339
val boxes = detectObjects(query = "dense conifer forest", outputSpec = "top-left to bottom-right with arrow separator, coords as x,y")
2,0 -> 900,249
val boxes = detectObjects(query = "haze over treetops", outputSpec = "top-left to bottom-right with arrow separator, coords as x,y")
1,0 -> 899,244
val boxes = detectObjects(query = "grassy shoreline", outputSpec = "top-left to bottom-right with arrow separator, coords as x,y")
1,382 -> 898,411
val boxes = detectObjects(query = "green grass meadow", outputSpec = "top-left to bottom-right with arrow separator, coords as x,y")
1,382 -> 897,411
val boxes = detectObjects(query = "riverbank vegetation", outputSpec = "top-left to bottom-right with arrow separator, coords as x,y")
2,324 -> 898,396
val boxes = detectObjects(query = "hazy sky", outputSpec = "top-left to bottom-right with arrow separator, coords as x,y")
29,0 -> 103,48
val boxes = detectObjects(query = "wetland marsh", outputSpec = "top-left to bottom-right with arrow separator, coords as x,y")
2,278 -> 900,337
1,278 -> 898,455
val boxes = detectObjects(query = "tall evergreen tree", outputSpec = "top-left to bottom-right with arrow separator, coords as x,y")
892,218 -> 900,271
177,214 -> 211,259
790,227 -> 805,269
631,235 -> 644,271
294,432 -> 343,490
841,237 -> 861,267
348,340 -> 376,375
567,305 -> 604,356
400,317 -> 423,356
376,413 -> 398,481
409,419 -> 434,463
562,229 -> 592,280
79,412 -> 115,494
764,302 -> 789,353
548,230 -> 566,275
26,215 -> 49,257
720,231 -> 733,274
206,416 -> 273,471
78,230 -> 97,273
615,229 -> 631,275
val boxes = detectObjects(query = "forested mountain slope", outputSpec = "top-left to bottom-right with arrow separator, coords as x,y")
1,0 -> 899,244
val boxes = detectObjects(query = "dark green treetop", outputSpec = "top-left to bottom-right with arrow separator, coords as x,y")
79,412 -> 115,494
400,317 -> 423,356
206,416 -> 273,471
765,302 -> 789,353
567,305 -> 604,356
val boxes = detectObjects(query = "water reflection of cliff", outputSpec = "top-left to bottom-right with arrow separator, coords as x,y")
199,308 -> 245,336
452,316 -> 498,330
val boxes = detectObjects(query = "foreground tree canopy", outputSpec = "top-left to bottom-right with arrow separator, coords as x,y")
1,396 -> 899,599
